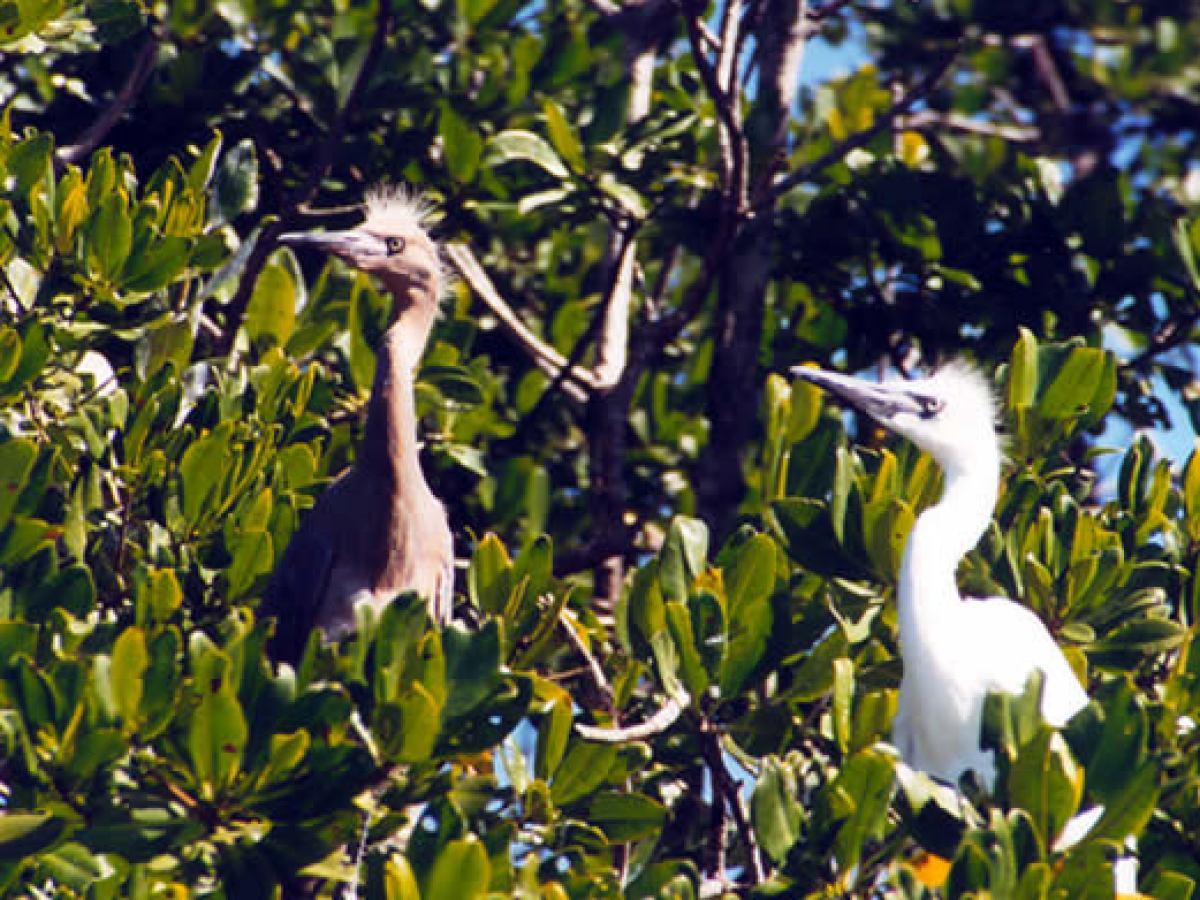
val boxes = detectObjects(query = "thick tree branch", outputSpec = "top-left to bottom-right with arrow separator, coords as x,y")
215,0 -> 393,357
765,48 -> 958,205
591,227 -> 638,393
57,33 -> 162,167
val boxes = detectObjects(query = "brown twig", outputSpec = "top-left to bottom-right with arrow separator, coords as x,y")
57,33 -> 162,167
699,724 -> 766,884
558,613 -> 616,712
214,0 -> 394,356
765,48 -> 959,205
682,0 -> 749,215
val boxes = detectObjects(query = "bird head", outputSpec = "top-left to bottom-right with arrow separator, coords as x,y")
280,186 -> 443,318
792,360 -> 999,471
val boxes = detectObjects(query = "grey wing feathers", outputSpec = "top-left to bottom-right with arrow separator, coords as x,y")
261,525 -> 334,664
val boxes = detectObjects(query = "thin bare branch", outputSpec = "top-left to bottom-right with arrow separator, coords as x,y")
575,696 -> 684,742
558,613 -> 615,710
898,109 -> 1040,143
765,48 -> 958,205
445,243 -> 593,401
57,33 -> 162,167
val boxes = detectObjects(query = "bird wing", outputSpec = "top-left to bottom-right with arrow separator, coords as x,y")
261,522 -> 335,664
964,596 -> 1088,725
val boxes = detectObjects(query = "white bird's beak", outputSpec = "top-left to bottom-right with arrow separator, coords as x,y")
278,228 -> 388,259
791,365 -> 944,422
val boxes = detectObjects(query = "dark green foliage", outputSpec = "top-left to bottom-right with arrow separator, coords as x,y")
2,0 -> 1200,896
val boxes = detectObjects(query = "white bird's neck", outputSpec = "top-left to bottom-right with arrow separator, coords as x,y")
360,303 -> 436,491
897,446 -> 1000,638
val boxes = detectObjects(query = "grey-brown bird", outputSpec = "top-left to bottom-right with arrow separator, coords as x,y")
261,187 -> 453,663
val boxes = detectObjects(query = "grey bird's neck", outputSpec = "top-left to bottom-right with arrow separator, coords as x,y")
358,296 -> 437,490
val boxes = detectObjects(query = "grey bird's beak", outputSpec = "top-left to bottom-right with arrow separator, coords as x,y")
278,228 -> 388,259
791,365 -> 938,422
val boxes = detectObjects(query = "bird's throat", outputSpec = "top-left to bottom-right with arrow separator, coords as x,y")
360,308 -> 436,490
898,456 -> 999,635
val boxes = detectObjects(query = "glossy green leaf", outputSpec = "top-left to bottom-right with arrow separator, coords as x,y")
426,837 -> 489,900
752,755 -> 804,863
486,129 -> 571,180
0,439 -> 36,530
245,258 -> 297,345
87,190 -> 133,282
718,533 -> 775,696
110,626 -> 148,730
587,791 -> 666,842
439,103 -> 483,183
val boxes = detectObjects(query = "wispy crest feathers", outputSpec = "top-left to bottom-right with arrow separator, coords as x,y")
362,184 -> 436,234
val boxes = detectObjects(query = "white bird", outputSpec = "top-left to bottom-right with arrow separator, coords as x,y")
793,360 -> 1087,785
793,360 -> 1140,893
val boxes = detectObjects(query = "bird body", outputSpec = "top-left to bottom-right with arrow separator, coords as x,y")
793,362 -> 1087,788
262,188 -> 453,662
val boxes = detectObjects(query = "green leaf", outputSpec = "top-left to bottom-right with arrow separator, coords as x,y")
752,756 -> 804,863
188,131 -> 223,194
827,748 -> 895,871
587,791 -> 667,842
1008,327 -> 1039,412
439,104 -> 483,183
227,529 -> 273,597
0,439 -> 36,531
1036,347 -> 1107,421
212,138 -> 259,224
123,235 -> 190,292
245,257 -> 297,345
665,600 -> 709,698
1007,729 -> 1083,845
486,129 -> 571,180
552,741 -> 617,806
467,533 -> 513,615
542,99 -> 585,171
0,326 -> 21,382
187,642 -> 248,799
0,812 -> 71,860
135,316 -> 194,380
87,190 -> 133,282
659,516 -> 709,603
426,837 -> 490,900
110,626 -> 148,731
179,426 -> 232,526
718,533 -> 775,697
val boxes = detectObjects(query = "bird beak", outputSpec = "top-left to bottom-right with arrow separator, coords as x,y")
278,228 -> 388,260
791,365 -> 930,421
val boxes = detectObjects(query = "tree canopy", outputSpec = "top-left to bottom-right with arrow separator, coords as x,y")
1,0 -> 1199,896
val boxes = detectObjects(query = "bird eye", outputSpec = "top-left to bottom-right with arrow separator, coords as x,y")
913,394 -> 945,419
385,236 -> 406,255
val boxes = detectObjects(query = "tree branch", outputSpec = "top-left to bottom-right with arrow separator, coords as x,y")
57,33 -> 162,167
765,48 -> 958,205
575,696 -> 684,743
214,0 -> 394,357
700,724 -> 765,884
897,109 -> 1040,144
445,243 -> 593,401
